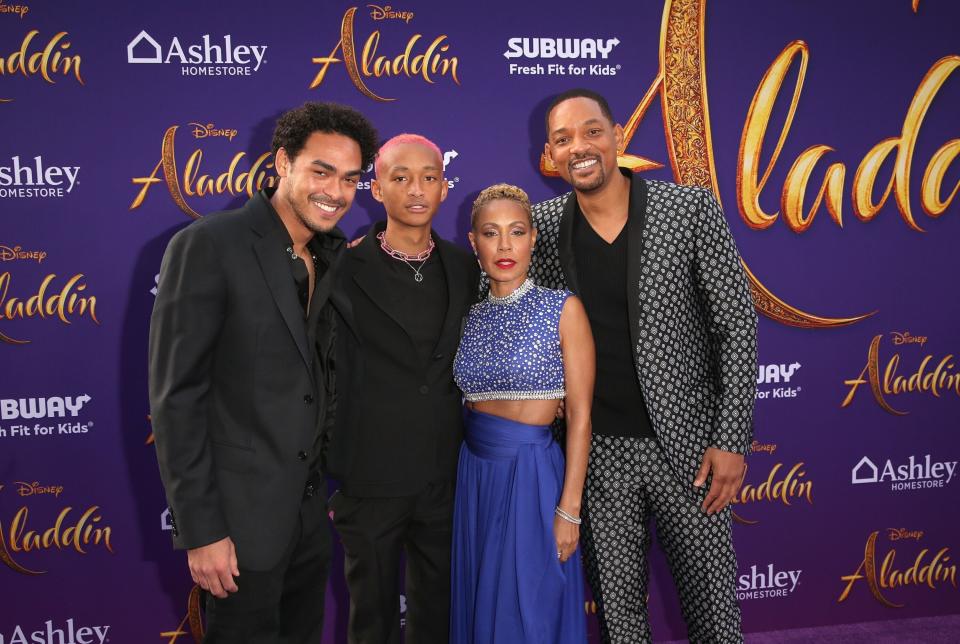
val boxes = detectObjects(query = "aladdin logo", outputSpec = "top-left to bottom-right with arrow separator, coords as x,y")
0,485 -> 115,575
130,124 -> 277,219
127,30 -> 267,76
0,245 -> 46,263
503,37 -> 620,60
0,156 -> 80,197
0,30 -> 83,102
731,461 -> 813,525
0,394 -> 90,420
852,455 -> 956,491
838,530 -> 957,608
737,563 -> 802,600
0,619 -> 110,644
0,273 -> 99,345
0,1 -> 29,19
309,7 -> 460,102
842,333 -> 960,415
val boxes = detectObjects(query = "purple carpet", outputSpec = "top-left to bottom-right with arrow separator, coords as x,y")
661,614 -> 960,643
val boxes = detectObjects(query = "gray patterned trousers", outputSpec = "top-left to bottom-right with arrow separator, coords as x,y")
581,434 -> 742,644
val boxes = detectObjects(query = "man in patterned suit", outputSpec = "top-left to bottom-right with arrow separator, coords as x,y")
531,88 -> 758,643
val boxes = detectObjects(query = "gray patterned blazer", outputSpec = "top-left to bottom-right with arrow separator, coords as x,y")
530,174 -> 758,489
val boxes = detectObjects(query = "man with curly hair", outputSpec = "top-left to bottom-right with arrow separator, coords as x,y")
150,102 -> 378,642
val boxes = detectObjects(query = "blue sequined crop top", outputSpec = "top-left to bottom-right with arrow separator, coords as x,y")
454,279 -> 571,402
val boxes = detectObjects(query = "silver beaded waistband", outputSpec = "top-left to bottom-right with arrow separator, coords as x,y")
463,388 -> 566,402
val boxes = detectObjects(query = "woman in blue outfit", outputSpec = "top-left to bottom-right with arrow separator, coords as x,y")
451,184 -> 595,643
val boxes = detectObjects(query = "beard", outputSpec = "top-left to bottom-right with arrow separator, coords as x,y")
566,156 -> 606,193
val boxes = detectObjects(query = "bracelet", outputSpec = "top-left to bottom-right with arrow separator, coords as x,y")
555,506 -> 582,525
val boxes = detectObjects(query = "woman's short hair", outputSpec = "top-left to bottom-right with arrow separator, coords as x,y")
470,183 -> 532,228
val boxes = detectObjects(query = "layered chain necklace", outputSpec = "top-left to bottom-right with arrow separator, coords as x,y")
377,231 -> 435,283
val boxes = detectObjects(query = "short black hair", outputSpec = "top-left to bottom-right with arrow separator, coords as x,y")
271,102 -> 379,169
544,88 -> 615,137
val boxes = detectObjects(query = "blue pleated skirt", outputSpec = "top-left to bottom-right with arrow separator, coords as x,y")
451,408 -> 586,644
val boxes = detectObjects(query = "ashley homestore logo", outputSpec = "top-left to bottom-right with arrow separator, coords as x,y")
126,30 -> 267,75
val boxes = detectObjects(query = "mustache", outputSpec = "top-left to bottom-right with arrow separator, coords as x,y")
309,195 -> 346,208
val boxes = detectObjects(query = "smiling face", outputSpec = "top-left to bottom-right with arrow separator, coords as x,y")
275,131 -> 363,233
371,142 -> 448,227
469,198 -> 536,287
545,96 -> 624,194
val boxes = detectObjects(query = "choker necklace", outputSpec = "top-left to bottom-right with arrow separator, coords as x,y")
378,231 -> 434,283
487,278 -> 534,305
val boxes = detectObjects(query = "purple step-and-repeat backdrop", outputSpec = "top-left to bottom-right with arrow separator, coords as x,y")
2,0 -> 959,641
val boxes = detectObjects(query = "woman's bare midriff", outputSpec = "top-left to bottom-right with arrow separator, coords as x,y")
467,398 -> 561,426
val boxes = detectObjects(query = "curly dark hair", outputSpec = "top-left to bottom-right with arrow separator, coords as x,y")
271,102 -> 379,169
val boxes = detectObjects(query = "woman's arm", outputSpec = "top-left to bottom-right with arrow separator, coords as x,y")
555,294 -> 595,562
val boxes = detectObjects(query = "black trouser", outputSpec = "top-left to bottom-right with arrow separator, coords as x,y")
203,473 -> 332,644
332,481 -> 454,644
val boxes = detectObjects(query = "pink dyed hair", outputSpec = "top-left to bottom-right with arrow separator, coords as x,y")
374,133 -> 443,180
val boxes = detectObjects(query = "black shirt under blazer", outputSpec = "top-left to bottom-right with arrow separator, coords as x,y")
529,173 -> 758,496
149,189 -> 343,570
327,221 -> 480,497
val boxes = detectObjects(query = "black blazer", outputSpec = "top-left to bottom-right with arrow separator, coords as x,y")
326,221 -> 480,497
149,189 -> 344,570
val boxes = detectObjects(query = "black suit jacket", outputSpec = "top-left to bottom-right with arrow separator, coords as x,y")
326,221 -> 480,497
149,189 -> 344,570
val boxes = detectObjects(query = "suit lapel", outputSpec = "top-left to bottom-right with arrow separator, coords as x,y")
351,228 -> 417,346
249,194 -> 313,378
558,194 -> 580,293
626,176 -> 649,356
431,237 -> 463,355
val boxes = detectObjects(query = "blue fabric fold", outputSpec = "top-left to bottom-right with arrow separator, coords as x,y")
451,408 -> 586,643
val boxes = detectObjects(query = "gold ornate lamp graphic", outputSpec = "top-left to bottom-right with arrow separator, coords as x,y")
541,0 -> 875,329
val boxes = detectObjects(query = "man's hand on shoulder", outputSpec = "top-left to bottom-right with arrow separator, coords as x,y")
187,536 -> 240,598
694,447 -> 746,515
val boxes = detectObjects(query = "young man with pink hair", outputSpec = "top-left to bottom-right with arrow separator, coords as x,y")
326,134 -> 480,644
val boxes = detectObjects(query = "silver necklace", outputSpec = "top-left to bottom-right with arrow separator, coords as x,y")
378,232 -> 430,283
487,278 -> 534,305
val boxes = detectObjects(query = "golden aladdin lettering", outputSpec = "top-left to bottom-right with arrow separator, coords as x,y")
739,41 -> 960,233
309,7 -> 460,102
130,125 -> 276,219
0,272 -> 99,345
0,29 -> 83,101
0,504 -> 114,575
730,461 -> 813,525
842,334 -> 960,415
838,530 -> 957,607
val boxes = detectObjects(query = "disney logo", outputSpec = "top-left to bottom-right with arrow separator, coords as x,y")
189,122 -> 239,142
0,244 -> 46,263
368,4 -> 414,23
14,481 -> 64,498
891,331 -> 927,347
887,527 -> 924,542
